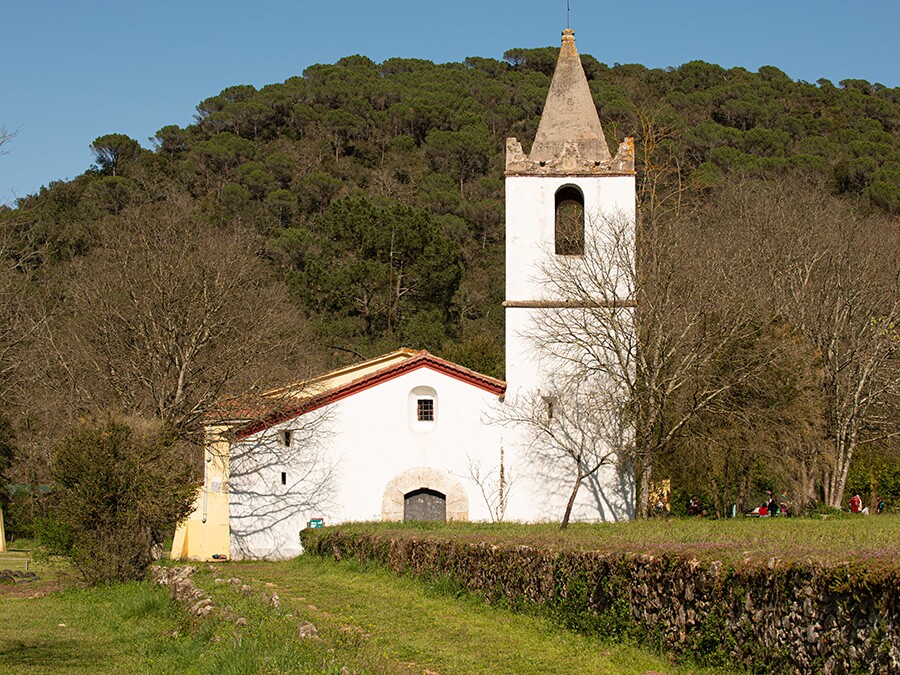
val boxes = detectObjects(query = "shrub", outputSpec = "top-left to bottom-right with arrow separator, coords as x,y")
38,415 -> 198,584
806,503 -> 851,519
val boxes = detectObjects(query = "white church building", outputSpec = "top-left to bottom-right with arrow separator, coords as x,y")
172,28 -> 636,561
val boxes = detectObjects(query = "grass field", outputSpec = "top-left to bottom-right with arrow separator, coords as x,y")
0,544 -> 206,673
0,581 -> 211,674
190,555 -> 726,674
312,514 -> 900,566
0,546 -> 728,674
2,516 -> 896,673
0,543 -> 74,597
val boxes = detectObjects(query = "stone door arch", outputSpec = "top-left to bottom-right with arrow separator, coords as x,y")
381,467 -> 468,522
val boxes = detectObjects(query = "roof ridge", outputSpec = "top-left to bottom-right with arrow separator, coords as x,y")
262,348 -> 418,398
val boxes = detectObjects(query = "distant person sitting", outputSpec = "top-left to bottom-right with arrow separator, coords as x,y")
876,498 -> 885,515
767,494 -> 779,518
687,496 -> 705,517
654,499 -> 668,517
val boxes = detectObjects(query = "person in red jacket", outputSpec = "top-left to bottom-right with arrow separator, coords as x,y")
849,494 -> 862,513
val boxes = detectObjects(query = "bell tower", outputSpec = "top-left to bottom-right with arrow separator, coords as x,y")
503,28 -> 636,521
505,28 -> 635,395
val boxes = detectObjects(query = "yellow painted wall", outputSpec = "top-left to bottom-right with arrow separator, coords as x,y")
171,425 -> 231,560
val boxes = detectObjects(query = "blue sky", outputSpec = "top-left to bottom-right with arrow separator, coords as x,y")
1,0 -> 897,204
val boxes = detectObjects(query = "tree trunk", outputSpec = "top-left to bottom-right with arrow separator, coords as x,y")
828,431 -> 857,509
560,471 -> 582,529
637,459 -> 653,519
824,468 -> 835,508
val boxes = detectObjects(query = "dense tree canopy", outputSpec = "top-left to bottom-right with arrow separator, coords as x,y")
0,47 -> 897,526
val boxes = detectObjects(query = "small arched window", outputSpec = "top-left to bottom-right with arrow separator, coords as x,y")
555,185 -> 584,255
408,385 -> 437,432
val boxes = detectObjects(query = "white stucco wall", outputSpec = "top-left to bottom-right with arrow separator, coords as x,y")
225,166 -> 639,560
505,175 -> 635,303
503,172 -> 636,524
228,366 -> 506,559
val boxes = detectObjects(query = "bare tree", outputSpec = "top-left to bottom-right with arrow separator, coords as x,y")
463,445 -> 515,523
0,126 -> 43,408
715,179 -> 900,508
498,376 -> 626,528
668,320 -> 827,516
0,126 -> 16,156
0,240 -> 45,407
536,207 -> 770,518
47,195 -> 316,436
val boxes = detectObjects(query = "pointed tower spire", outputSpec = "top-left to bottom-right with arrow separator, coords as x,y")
529,28 -> 610,163
506,29 -> 633,176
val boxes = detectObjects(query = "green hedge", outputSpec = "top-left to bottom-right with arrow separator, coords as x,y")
301,528 -> 899,674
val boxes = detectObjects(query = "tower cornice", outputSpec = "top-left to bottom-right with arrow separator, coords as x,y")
505,136 -> 635,177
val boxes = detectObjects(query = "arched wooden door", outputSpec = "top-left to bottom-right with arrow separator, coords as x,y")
403,488 -> 447,522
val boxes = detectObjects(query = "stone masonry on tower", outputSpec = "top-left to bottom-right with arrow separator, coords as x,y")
501,28 -> 636,522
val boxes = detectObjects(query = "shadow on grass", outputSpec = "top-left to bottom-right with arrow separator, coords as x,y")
0,638 -> 109,671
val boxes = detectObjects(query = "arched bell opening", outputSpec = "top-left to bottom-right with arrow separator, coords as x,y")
554,185 -> 585,255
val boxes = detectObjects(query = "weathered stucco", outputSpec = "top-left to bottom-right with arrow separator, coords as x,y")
529,28 -> 611,164
171,425 -> 231,561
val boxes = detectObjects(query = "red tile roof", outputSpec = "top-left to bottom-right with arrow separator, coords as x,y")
211,349 -> 505,440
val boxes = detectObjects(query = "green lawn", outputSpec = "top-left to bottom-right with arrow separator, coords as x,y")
201,555 -> 728,674
0,582 -> 208,674
0,551 -> 728,674
311,514 -> 900,566
6,517 -> 893,673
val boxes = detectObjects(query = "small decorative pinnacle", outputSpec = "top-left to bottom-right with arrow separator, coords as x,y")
562,28 -> 575,42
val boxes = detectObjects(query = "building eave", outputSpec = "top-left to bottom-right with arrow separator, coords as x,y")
233,351 -> 506,440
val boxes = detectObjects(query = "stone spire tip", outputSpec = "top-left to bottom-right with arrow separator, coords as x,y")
505,28 -> 635,176
526,27 -> 610,165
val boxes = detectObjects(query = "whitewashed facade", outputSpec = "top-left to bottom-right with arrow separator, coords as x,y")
173,28 -> 637,561
227,355 -> 507,559
503,28 -> 636,522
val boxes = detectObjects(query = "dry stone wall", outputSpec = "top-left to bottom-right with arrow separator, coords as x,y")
301,530 -> 899,674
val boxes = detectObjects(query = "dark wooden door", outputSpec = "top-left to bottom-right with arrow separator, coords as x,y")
404,488 -> 447,522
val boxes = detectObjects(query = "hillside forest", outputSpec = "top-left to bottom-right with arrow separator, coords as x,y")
0,47 -> 897,530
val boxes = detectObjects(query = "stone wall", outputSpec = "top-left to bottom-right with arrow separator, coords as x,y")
301,530 -> 899,674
